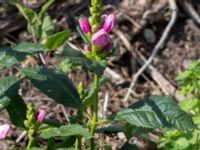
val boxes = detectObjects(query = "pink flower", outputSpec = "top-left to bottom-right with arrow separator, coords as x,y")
79,18 -> 91,34
36,109 -> 46,122
104,42 -> 112,51
102,14 -> 117,33
101,14 -> 108,23
0,124 -> 11,140
84,45 -> 91,51
92,29 -> 112,47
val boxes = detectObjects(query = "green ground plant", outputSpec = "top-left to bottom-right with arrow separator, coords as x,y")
0,0 -> 197,150
159,60 -> 200,150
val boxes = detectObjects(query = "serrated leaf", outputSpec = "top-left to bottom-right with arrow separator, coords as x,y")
13,42 -> 48,53
54,136 -> 76,149
21,67 -> 82,109
0,43 -> 48,70
6,95 -> 27,129
0,76 -> 21,110
44,30 -> 70,49
61,47 -> 106,76
115,96 -> 197,130
40,124 -> 92,139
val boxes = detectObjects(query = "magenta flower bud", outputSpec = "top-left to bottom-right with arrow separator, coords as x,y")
102,14 -> 117,33
0,124 -> 11,140
84,45 -> 91,51
36,109 -> 46,122
104,42 -> 112,51
79,18 -> 91,34
92,29 -> 112,47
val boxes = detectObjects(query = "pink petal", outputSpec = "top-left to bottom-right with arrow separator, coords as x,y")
102,14 -> 117,33
92,29 -> 112,47
84,45 -> 91,51
79,18 -> 91,34
36,109 -> 46,122
0,124 -> 11,140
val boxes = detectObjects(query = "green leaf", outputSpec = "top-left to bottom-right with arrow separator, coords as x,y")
115,96 -> 197,130
6,95 -> 27,129
76,25 -> 90,45
0,47 -> 26,69
61,47 -> 106,76
21,67 -> 82,108
44,30 -> 70,49
54,137 -> 76,149
0,42 -> 49,69
83,76 -> 110,106
0,76 -> 21,110
9,0 -> 38,24
41,14 -> 55,38
58,59 -> 79,73
13,42 -> 48,53
40,124 -> 92,139
39,0 -> 56,15
120,142 -> 139,150
28,148 -> 45,150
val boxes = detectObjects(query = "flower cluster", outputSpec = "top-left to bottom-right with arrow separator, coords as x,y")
79,14 -> 116,57
0,109 -> 47,141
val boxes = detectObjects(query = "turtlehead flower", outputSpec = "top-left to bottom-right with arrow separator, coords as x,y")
92,29 -> 111,47
0,124 -> 11,140
104,42 -> 112,51
102,14 -> 117,33
79,18 -> 91,34
36,109 -> 46,122
84,45 -> 91,51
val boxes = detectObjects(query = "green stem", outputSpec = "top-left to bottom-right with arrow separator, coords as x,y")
27,137 -> 36,149
90,74 -> 100,150
75,137 -> 81,150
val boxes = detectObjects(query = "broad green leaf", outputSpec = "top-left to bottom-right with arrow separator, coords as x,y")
6,95 -> 27,129
61,47 -> 106,76
43,119 -> 64,127
13,42 -> 48,53
0,47 -> 26,69
54,137 -> 76,149
21,67 -> 82,108
0,43 -> 48,70
44,30 -> 70,49
40,124 -> 92,139
0,76 -> 21,110
115,96 -> 197,130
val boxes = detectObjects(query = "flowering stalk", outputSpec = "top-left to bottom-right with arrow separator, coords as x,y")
79,0 -> 116,149
25,104 -> 46,149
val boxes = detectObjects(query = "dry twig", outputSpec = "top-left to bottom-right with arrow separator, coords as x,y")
124,0 -> 178,101
178,0 -> 200,26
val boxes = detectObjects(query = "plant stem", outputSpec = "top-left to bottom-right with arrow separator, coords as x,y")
90,74 -> 100,150
27,137 -> 36,149
75,137 -> 81,150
